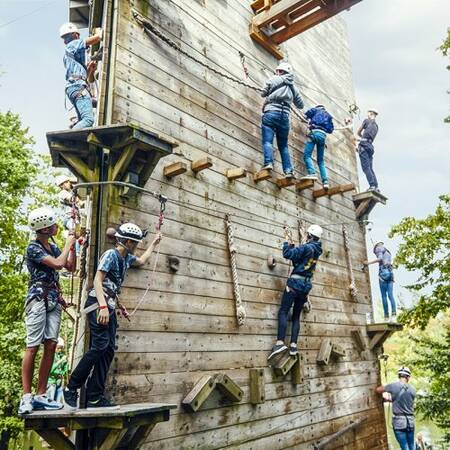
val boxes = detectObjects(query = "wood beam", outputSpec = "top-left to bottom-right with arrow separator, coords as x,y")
60,154 -> 96,182
249,23 -> 284,60
253,0 -> 311,29
295,179 -> 314,192
226,167 -> 247,181
181,375 -> 216,412
313,183 -> 355,199
163,161 -> 188,179
253,169 -> 272,183
191,157 -> 213,173
291,354 -> 305,385
249,368 -> 266,404
37,429 -> 75,450
273,353 -> 299,376
317,338 -> 333,365
111,144 -> 137,181
351,329 -> 366,352
276,177 -> 296,188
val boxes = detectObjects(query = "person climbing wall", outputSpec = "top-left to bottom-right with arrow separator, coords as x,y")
19,207 -> 76,415
63,223 -> 162,410
268,224 -> 323,360
59,22 -> 102,130
363,241 -> 397,323
356,108 -> 380,192
300,105 -> 334,189
260,62 -> 304,178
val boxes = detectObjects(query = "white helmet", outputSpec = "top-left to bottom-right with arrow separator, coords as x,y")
55,174 -> 77,187
57,337 -> 65,347
115,223 -> 143,242
307,224 -> 323,239
28,207 -> 57,232
368,108 -> 379,115
276,62 -> 293,74
398,366 -> 411,378
59,22 -> 79,38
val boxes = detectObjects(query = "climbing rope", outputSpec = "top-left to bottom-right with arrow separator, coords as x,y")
342,224 -> 358,301
225,214 -> 246,326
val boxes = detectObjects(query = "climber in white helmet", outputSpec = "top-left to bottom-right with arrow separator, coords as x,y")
268,224 -> 323,361
63,223 -> 162,410
260,61 -> 304,178
19,207 -> 76,415
59,22 -> 103,129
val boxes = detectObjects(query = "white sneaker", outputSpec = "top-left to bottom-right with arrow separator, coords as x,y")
301,175 -> 318,181
18,393 -> 33,415
390,315 -> 397,323
32,394 -> 63,411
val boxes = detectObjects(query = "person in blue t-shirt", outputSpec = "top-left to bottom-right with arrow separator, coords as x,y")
63,223 -> 162,410
301,105 -> 334,189
19,207 -> 76,415
59,22 -> 102,130
268,224 -> 323,360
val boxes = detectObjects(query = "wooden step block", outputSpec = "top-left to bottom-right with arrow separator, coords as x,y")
253,169 -> 272,183
317,338 -> 333,365
295,179 -> 315,192
249,368 -> 265,404
215,374 -> 244,403
276,177 -> 296,188
291,354 -> 305,385
191,157 -> 213,173
331,343 -> 346,358
313,183 -> 355,199
181,375 -> 216,412
273,353 -> 298,376
163,161 -> 187,179
225,167 -> 247,181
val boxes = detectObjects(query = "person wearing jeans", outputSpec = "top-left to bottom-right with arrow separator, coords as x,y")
301,105 -> 334,189
376,367 -> 416,450
260,62 -> 304,178
268,225 -> 323,361
363,241 -> 397,322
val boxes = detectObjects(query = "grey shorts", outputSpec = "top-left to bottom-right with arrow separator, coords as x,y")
25,300 -> 62,347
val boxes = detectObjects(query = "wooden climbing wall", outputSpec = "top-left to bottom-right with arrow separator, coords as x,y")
81,0 -> 389,448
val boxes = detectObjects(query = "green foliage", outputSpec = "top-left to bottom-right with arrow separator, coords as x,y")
389,194 -> 450,329
439,28 -> 450,123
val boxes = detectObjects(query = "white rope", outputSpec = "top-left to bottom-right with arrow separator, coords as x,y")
342,224 -> 358,301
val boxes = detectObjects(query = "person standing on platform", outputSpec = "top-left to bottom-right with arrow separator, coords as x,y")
260,62 -> 304,178
268,225 -> 323,360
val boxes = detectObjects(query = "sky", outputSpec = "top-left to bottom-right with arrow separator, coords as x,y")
0,0 -> 449,312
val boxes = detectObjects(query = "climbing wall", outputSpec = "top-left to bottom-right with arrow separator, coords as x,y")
89,0 -> 388,448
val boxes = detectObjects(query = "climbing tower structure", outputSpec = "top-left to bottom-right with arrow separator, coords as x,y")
35,0 -> 397,448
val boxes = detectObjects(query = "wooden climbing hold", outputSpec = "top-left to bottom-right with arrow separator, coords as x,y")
191,157 -> 213,174
295,179 -> 315,192
181,375 -> 216,412
215,374 -> 244,403
249,368 -> 265,404
351,329 -> 367,352
291,354 -> 305,385
272,353 -> 299,376
163,161 -> 187,178
226,167 -> 247,181
276,177 -> 296,188
317,338 -> 346,365
253,169 -> 272,183
267,255 -> 276,269
313,183 -> 355,199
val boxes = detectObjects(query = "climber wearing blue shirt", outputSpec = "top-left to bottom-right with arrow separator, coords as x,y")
301,105 -> 334,189
59,22 -> 102,129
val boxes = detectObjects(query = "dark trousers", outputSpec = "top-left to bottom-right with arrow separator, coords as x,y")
277,287 -> 308,343
358,142 -> 378,188
68,296 -> 117,401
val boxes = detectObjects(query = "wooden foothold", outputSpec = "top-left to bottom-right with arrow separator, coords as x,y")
352,190 -> 388,220
267,255 -> 276,269
313,183 -> 355,199
291,354 -> 305,385
249,368 -> 265,404
295,179 -> 315,192
163,161 -> 187,179
226,168 -> 247,181
272,353 -> 299,376
276,177 -> 296,188
317,338 -> 333,365
215,374 -> 244,403
331,343 -> 346,358
181,375 -> 216,412
351,329 -> 367,352
253,169 -> 272,183
191,157 -> 213,174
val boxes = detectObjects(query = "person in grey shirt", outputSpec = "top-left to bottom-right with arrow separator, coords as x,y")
260,62 -> 304,178
376,366 -> 416,450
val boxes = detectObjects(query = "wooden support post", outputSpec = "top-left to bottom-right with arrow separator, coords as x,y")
215,374 -> 244,403
111,144 -> 137,182
317,338 -> 333,365
181,375 -> 216,412
163,161 -> 187,178
249,368 -> 265,404
313,183 -> 355,199
191,157 -> 213,174
291,353 -> 305,385
273,353 -> 299,376
351,329 -> 366,352
225,167 -> 247,181
295,179 -> 314,192
253,169 -> 272,183
276,177 -> 296,188
355,198 -> 371,220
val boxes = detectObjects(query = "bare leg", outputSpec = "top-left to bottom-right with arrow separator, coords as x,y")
22,346 -> 39,394
36,340 -> 57,395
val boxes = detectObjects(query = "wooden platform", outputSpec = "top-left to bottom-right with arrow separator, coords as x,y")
23,402 -> 177,450
366,323 -> 403,350
352,190 -> 388,220
47,124 -> 176,185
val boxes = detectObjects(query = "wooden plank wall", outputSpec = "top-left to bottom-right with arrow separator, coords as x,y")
98,0 -> 388,448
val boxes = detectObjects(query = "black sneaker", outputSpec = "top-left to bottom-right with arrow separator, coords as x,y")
268,344 -> 288,360
63,388 -> 79,411
87,396 -> 119,409
289,345 -> 298,356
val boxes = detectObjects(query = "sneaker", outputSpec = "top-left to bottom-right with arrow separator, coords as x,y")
268,344 -> 288,360
261,164 -> 273,171
323,182 -> 330,189
384,316 -> 390,323
32,394 -> 63,411
18,393 -> 33,415
63,388 -> 79,411
367,186 -> 377,192
284,172 -> 294,179
289,345 -> 298,356
87,396 -> 120,409
301,174 -> 318,181
390,315 -> 397,323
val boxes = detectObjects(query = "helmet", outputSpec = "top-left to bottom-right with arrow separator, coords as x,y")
115,223 -> 143,242
307,224 -> 323,239
59,22 -> 78,38
276,62 -> 293,74
57,337 -> 65,347
368,108 -> 379,115
373,241 -> 384,252
28,207 -> 57,232
55,174 -> 77,187
398,366 -> 411,377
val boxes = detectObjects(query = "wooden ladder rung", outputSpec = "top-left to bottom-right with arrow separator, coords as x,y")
191,157 -> 213,174
253,169 -> 272,183
276,177 -> 296,188
226,168 -> 247,181
163,161 -> 187,178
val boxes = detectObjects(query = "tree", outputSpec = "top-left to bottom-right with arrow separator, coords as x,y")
439,28 -> 450,123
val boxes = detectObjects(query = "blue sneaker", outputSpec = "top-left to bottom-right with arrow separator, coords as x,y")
32,394 -> 63,411
18,393 -> 33,415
